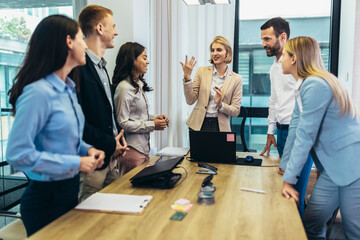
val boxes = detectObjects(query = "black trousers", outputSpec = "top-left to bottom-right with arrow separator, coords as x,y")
20,174 -> 79,236
200,117 -> 220,132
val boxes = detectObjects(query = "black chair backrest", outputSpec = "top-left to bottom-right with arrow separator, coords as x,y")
237,106 -> 269,152
0,161 -> 28,214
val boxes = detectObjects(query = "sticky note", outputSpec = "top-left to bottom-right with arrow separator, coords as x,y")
227,133 -> 235,142
171,204 -> 193,212
174,198 -> 190,206
170,212 -> 187,221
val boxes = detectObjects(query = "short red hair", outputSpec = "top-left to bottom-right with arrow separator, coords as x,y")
78,5 -> 113,37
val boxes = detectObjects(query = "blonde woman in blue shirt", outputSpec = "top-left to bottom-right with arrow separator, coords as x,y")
279,36 -> 360,240
6,15 -> 105,236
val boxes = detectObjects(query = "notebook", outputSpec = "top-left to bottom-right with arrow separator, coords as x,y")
75,193 -> 152,215
189,131 -> 237,164
156,147 -> 189,157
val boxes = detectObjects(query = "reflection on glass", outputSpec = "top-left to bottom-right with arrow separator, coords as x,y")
0,6 -> 73,177
233,0 -> 331,152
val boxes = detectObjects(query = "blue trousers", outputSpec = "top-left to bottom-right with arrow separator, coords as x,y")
277,128 -> 313,216
303,172 -> 360,240
20,175 -> 79,236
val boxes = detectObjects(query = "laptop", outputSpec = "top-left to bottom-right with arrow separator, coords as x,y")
189,131 -> 237,164
130,156 -> 183,189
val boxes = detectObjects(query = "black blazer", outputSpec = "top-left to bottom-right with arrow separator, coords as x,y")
70,54 -> 121,170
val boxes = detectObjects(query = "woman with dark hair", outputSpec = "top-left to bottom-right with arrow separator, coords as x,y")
113,42 -> 168,176
6,15 -> 104,236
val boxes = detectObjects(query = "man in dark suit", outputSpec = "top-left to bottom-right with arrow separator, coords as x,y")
73,5 -> 127,201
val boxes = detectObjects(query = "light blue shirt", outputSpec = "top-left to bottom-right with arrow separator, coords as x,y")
281,76 -> 360,186
6,73 -> 92,181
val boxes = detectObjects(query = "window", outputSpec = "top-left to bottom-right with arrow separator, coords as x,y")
232,0 -> 332,152
0,3 -> 75,216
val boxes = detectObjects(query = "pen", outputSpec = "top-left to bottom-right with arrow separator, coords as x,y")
240,187 -> 266,194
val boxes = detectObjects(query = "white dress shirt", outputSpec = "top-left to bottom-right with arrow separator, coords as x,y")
267,58 -> 297,134
205,66 -> 229,117
183,65 -> 229,118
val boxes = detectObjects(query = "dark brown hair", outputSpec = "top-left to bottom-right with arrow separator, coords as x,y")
8,15 -> 78,114
112,42 -> 152,93
260,17 -> 290,39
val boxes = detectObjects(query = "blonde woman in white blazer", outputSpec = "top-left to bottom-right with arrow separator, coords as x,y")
181,36 -> 242,132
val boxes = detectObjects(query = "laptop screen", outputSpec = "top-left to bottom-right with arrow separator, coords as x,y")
189,131 -> 236,164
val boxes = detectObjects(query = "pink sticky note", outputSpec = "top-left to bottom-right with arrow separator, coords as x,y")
227,133 -> 235,142
183,204 -> 194,212
175,198 -> 190,206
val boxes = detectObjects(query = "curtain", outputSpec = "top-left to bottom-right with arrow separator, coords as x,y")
148,0 -> 236,153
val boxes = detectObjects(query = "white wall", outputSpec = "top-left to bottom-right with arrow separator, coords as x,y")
86,0 -> 149,79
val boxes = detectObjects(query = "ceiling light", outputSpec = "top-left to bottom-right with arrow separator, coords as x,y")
183,0 -> 231,5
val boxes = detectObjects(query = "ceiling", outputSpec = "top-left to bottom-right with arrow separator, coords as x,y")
0,0 -> 73,9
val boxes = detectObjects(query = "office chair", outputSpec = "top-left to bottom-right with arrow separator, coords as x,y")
237,106 -> 269,152
238,106 -> 251,152
0,161 -> 28,239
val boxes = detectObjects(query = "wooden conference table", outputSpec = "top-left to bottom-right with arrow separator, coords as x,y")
29,152 -> 306,240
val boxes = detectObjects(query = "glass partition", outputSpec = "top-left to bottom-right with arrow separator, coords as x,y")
232,0 -> 332,152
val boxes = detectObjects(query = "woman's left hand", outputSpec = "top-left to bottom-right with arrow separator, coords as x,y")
88,147 -> 105,169
281,181 -> 299,204
278,168 -> 285,175
214,86 -> 223,108
156,115 -> 169,127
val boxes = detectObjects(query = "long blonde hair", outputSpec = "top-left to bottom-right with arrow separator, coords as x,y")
285,36 -> 358,118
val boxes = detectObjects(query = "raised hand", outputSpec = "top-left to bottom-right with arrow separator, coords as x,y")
180,55 -> 197,81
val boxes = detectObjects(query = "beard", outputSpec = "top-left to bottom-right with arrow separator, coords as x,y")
264,39 -> 281,57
